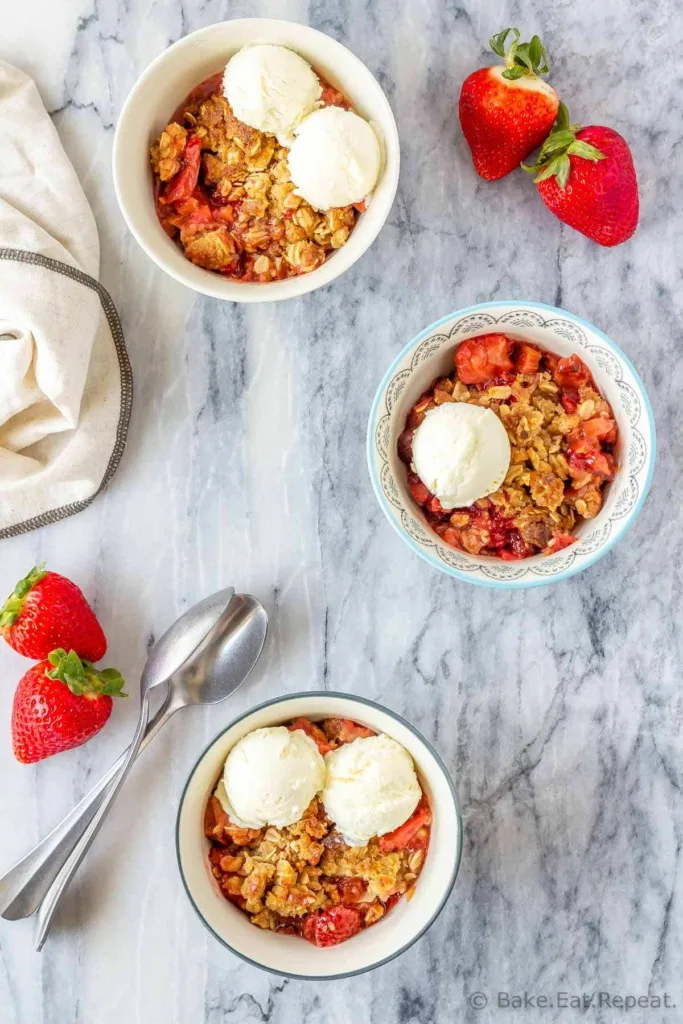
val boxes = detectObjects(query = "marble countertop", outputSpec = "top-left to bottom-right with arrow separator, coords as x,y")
1,1 -> 682,1022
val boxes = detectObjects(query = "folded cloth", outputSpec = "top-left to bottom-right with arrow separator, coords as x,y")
0,60 -> 132,539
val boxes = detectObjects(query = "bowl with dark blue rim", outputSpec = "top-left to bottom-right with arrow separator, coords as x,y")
176,691 -> 461,978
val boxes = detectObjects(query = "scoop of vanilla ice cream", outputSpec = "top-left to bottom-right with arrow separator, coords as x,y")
216,726 -> 326,829
223,44 -> 322,145
412,402 -> 511,509
321,734 -> 421,847
288,106 -> 381,211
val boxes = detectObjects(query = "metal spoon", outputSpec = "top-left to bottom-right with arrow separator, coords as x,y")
33,588 -> 268,949
0,586 -> 238,921
0,589 -> 267,935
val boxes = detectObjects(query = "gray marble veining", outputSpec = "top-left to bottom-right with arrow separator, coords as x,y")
1,1 -> 682,1022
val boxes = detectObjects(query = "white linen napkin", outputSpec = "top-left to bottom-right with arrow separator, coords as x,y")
0,60 -> 132,538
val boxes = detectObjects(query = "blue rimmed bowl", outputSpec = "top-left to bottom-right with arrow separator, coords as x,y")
176,692 -> 461,979
367,301 -> 656,589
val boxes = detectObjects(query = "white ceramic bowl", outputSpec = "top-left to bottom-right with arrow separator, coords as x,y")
176,692 -> 461,978
113,19 -> 400,302
367,301 -> 656,589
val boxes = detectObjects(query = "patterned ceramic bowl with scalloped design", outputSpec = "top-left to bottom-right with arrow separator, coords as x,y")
367,302 -> 655,589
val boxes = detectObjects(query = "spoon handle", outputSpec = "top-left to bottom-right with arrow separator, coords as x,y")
34,693 -> 153,950
0,688 -> 178,922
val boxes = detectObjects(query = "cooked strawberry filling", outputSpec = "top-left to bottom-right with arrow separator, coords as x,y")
150,72 -> 359,282
398,334 -> 618,560
205,716 -> 431,946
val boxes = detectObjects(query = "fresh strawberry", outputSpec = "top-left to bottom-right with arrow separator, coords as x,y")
0,565 -> 107,662
459,28 -> 559,181
302,905 -> 362,947
523,103 -> 639,246
11,649 -> 126,764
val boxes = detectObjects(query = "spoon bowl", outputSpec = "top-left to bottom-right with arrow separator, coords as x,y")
171,593 -> 269,706
141,586 -> 235,691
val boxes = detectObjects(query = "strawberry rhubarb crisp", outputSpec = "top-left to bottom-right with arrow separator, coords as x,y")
398,333 -> 619,559
204,717 -> 431,946
149,43 -> 380,282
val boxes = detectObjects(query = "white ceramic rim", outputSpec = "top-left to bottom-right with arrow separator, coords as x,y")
112,18 -> 400,303
176,691 -> 462,979
367,300 -> 656,589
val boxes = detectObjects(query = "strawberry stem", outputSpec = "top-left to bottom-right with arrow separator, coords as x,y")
489,27 -> 551,80
0,563 -> 48,628
46,648 -> 128,698
521,103 -> 605,187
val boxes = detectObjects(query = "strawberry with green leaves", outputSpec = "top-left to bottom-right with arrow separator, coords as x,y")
459,28 -> 559,181
523,103 -> 639,246
0,565 -> 107,662
11,649 -> 127,764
